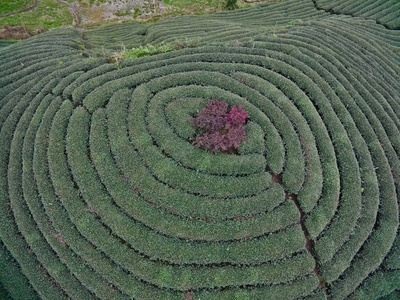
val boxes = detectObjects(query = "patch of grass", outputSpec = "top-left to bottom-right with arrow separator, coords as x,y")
285,18 -> 303,28
0,0 -> 73,31
123,43 -> 175,58
0,0 -> 34,17
117,39 -> 199,62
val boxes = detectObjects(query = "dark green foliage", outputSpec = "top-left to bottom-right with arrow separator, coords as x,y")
0,282 -> 10,300
226,0 -> 238,10
315,0 -> 400,29
0,40 -> 17,49
0,240 -> 38,300
0,1 -> 400,299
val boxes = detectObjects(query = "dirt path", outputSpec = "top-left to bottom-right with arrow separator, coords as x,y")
0,0 -> 39,18
57,0 -> 81,27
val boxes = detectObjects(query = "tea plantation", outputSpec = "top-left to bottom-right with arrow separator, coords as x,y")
0,0 -> 399,299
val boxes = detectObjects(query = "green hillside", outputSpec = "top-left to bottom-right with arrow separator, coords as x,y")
0,0 -> 399,299
0,0 -> 35,17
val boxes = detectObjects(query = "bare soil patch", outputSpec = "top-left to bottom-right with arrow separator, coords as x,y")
0,24 -> 44,39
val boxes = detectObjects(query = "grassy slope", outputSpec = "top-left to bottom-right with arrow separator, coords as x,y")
0,0 -> 35,17
0,0 -> 72,31
0,0 -> 260,35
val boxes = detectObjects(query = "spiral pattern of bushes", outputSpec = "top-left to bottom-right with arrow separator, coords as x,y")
0,1 -> 399,299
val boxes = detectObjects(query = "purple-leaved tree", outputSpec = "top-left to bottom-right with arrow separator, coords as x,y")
189,99 -> 248,153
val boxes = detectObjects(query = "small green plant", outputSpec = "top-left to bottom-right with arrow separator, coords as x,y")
133,8 -> 141,18
317,275 -> 327,287
226,0 -> 238,10
285,19 -> 303,29
122,43 -> 174,59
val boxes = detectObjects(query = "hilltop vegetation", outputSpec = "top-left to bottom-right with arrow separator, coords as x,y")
0,0 -> 72,35
0,0 -> 35,17
0,0 -> 399,299
0,0 -> 256,38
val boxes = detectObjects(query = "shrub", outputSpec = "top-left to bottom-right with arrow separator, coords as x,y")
226,0 -> 238,10
123,43 -> 174,59
189,99 -> 249,153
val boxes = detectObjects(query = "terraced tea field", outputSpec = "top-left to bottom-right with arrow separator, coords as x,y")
0,0 -> 399,299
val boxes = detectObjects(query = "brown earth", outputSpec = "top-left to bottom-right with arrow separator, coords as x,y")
0,24 -> 44,39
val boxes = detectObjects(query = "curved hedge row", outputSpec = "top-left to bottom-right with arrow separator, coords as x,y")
0,239 -> 38,299
0,40 -> 17,49
0,0 -> 399,299
315,0 -> 400,29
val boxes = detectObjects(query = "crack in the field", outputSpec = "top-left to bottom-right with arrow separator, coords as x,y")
311,0 -> 348,17
268,169 -> 329,298
62,94 -> 83,109
289,192 -> 325,287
